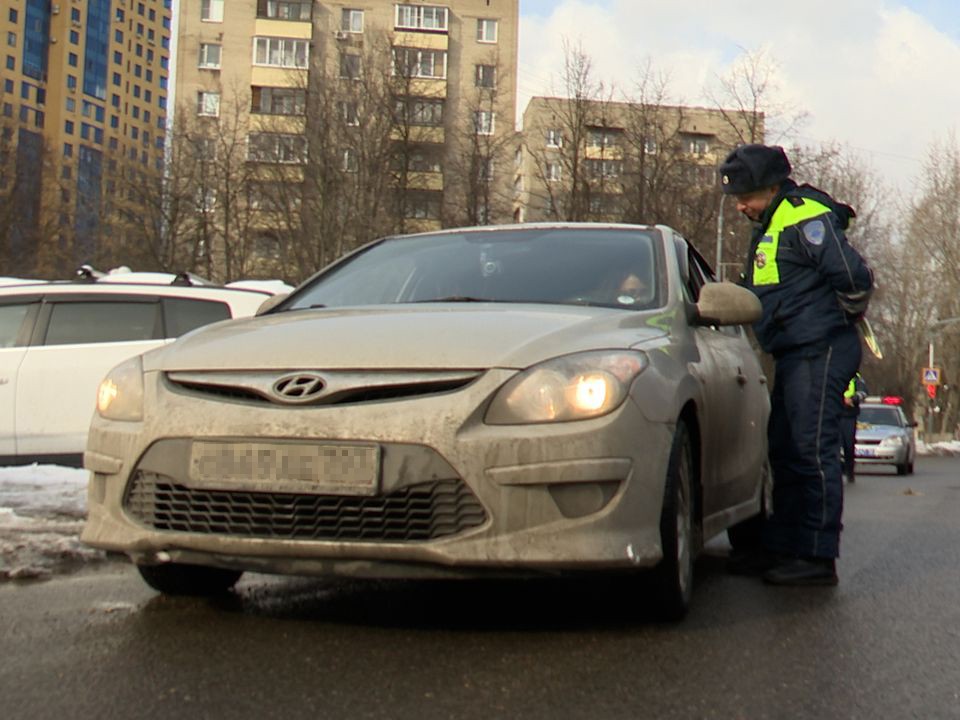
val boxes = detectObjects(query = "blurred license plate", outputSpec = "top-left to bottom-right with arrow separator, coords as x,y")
188,441 -> 380,496
856,448 -> 876,458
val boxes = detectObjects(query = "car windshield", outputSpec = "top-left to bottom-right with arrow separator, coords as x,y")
859,406 -> 902,427
285,227 -> 665,311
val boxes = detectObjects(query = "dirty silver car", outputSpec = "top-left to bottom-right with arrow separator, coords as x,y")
82,224 -> 769,619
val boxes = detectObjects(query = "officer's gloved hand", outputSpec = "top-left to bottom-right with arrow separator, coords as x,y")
836,288 -> 872,318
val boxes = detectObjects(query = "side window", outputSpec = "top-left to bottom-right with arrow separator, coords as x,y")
0,303 -> 33,348
162,298 -> 231,337
44,301 -> 160,345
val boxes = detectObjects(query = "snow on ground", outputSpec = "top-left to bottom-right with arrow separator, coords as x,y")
3,439 -> 960,581
0,464 -> 105,579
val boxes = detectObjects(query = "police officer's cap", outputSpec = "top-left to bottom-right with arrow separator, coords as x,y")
718,144 -> 792,195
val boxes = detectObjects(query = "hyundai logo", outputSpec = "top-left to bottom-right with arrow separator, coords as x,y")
271,373 -> 327,404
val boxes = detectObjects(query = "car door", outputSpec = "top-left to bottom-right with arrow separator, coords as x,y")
683,246 -> 767,517
15,295 -> 164,457
0,298 -> 41,457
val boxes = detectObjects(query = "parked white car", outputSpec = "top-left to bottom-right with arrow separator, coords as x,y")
0,271 -> 289,466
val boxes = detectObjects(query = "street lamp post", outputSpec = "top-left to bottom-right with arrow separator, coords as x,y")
716,194 -> 725,281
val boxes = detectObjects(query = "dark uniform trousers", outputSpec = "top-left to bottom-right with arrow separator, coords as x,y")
763,325 -> 862,559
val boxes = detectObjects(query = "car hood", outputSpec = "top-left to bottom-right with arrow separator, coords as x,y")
145,304 -> 671,372
856,424 -> 907,441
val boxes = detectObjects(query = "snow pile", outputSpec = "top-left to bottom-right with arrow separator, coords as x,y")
917,440 -> 960,457
0,464 -> 105,579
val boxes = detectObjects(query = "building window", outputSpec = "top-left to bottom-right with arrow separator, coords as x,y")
393,47 -> 447,79
8,9 -> 17,22
684,135 -> 710,155
338,101 -> 359,126
475,64 -> 496,88
341,8 -> 364,32
478,158 -> 495,183
339,52 -> 361,79
474,110 -> 495,136
68,52 -> 78,67
546,129 -> 563,148
586,159 -> 623,179
64,143 -> 73,158
197,91 -> 220,117
66,75 -> 77,90
71,7 -> 81,22
65,120 -> 74,134
644,137 -> 657,155
201,0 -> 224,22
6,56 -> 14,71
199,43 -> 222,69
6,32 -> 16,48
404,192 -> 441,220
71,30 -> 80,44
587,127 -> 622,149
65,97 -> 75,112
251,86 -> 305,115
247,133 -> 308,163
254,37 -> 309,68
341,148 -> 358,173
546,161 -> 562,182
256,0 -> 311,21
396,97 -> 443,126
395,4 -> 448,32
477,19 -> 498,43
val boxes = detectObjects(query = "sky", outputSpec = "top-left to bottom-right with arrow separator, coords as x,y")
517,0 -> 960,195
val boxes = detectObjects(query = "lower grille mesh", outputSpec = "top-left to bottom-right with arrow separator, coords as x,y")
124,472 -> 487,542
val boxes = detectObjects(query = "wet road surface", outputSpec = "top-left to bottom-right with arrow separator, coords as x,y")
2,458 -> 959,719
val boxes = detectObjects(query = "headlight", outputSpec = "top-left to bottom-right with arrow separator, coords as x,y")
96,355 -> 144,421
879,435 -> 905,448
485,351 -> 648,425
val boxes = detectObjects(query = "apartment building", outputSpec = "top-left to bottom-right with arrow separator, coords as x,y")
0,0 -> 172,274
517,96 -> 760,226
174,0 -> 519,245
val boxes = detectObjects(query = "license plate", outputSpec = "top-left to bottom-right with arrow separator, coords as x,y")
856,447 -> 876,458
188,441 -> 380,496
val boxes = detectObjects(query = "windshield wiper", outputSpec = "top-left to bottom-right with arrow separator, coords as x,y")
413,296 -> 494,303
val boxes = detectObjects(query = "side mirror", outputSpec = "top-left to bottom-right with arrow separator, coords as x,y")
695,282 -> 761,326
255,292 -> 289,316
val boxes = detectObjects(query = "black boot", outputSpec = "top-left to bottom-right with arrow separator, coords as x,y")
762,557 -> 838,586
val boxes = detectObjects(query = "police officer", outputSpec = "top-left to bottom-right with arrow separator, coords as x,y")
719,144 -> 873,586
840,373 -> 868,483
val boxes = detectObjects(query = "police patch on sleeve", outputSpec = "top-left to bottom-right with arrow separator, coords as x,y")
802,219 -> 826,246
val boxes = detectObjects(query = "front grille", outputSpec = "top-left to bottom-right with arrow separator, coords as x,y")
124,472 -> 487,542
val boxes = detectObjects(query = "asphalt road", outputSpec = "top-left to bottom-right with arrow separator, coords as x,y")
2,458 -> 959,720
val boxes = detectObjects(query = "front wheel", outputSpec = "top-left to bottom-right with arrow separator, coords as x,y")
649,420 -> 696,621
136,562 -> 243,596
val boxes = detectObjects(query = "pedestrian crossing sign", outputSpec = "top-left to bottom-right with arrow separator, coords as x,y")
922,367 -> 941,385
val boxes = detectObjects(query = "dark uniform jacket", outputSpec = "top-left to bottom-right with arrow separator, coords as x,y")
743,179 -> 874,356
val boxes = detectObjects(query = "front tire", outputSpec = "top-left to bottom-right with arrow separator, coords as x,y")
137,562 -> 243,596
649,420 -> 696,621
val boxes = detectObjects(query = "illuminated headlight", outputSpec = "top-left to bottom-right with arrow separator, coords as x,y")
485,351 -> 648,424
96,355 -> 144,421
879,435 -> 905,448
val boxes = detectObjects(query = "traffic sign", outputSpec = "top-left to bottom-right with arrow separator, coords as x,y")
922,367 -> 941,385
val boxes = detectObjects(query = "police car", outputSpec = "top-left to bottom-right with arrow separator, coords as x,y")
855,396 -> 917,475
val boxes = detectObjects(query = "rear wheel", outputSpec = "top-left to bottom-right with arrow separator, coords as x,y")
649,420 -> 696,621
896,462 -> 907,476
137,562 -> 243,596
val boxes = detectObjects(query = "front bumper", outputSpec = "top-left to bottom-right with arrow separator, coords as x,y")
81,368 -> 674,577
854,441 -> 909,466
